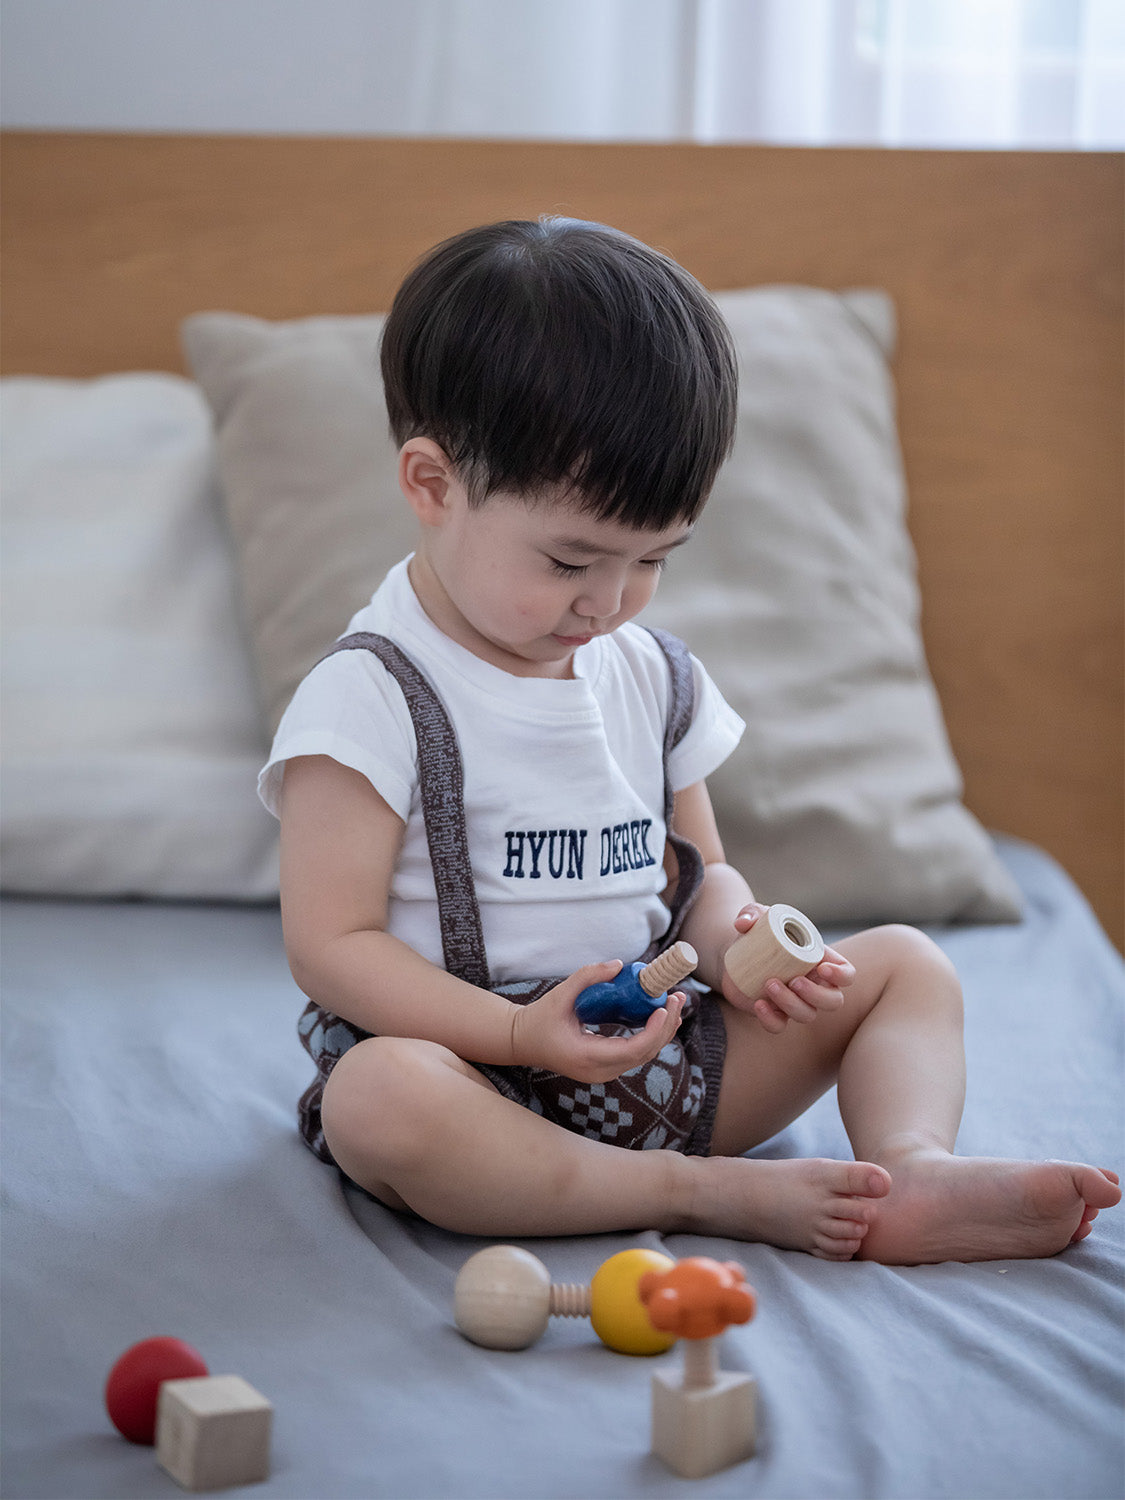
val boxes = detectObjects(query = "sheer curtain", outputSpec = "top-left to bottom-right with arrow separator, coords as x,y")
2,0 -> 1122,145
409,0 -> 1125,147
691,0 -> 1125,146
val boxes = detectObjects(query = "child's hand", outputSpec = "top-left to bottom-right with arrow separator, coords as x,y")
510,961 -> 685,1083
720,905 -> 855,1034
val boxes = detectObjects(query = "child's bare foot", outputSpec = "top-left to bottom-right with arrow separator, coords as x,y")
858,1149 -> 1121,1265
690,1157 -> 892,1260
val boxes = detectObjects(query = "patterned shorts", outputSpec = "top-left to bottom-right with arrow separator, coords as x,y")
475,977 -> 726,1156
297,978 -> 726,1166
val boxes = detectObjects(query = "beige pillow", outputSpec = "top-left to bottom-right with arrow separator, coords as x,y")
182,312 -> 413,734
183,291 -> 1022,925
646,288 -> 1021,924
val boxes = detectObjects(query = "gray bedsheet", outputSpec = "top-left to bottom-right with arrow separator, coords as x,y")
2,837 -> 1122,1499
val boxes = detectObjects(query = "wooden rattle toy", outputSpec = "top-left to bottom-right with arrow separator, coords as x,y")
639,1257 -> 758,1479
724,903 -> 824,1000
575,941 -> 698,1025
454,1244 -> 677,1354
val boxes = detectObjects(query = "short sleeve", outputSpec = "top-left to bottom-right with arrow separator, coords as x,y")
667,654 -> 745,792
257,648 -> 418,821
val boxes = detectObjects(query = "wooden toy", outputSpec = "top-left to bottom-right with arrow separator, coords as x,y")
454,1244 -> 676,1354
639,1257 -> 759,1480
575,941 -> 698,1025
589,1248 -> 678,1355
156,1374 -> 272,1492
104,1337 -> 210,1445
724,903 -> 824,1000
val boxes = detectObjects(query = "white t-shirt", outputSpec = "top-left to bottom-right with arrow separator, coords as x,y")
260,559 -> 744,983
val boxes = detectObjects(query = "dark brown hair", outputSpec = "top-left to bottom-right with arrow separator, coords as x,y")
380,218 -> 737,526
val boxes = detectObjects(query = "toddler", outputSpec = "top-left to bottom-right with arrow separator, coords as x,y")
262,217 -> 1118,1262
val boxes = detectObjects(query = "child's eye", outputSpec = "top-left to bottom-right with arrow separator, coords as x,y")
641,556 -> 670,572
549,558 -> 588,577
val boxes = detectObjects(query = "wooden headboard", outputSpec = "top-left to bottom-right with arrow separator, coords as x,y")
3,132 -> 1121,946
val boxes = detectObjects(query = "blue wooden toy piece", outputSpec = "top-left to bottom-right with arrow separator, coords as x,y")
575,942 -> 698,1026
576,963 -> 660,1025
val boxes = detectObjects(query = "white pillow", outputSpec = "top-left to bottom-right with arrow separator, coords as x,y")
0,375 -> 279,899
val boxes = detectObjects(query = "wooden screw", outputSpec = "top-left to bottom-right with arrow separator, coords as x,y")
639,941 -> 698,998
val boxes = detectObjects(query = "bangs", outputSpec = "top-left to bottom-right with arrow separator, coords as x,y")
381,219 -> 737,526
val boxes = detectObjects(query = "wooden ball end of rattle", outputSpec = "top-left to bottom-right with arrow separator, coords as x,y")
724,904 -> 824,1000
454,1246 -> 551,1350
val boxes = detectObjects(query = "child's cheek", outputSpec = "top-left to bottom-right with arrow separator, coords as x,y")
511,597 -> 552,634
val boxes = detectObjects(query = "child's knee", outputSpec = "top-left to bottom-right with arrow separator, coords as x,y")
870,923 -> 962,1000
321,1035 -> 444,1171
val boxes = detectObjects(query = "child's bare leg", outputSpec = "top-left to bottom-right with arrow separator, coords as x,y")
710,924 -> 1120,1263
735,924 -> 1121,1263
320,1034 -> 886,1246
323,1035 -> 690,1236
833,927 -> 1120,1262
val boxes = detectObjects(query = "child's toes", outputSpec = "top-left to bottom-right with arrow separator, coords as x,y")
833,1161 -> 891,1199
820,1217 -> 870,1246
814,1230 -> 864,1260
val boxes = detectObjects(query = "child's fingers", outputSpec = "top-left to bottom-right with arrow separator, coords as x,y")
565,959 -> 623,998
732,902 -> 768,933
578,993 -> 684,1080
753,996 -> 790,1033
613,992 -> 683,1054
763,979 -> 818,1023
815,954 -> 855,990
653,991 -> 686,1048
790,972 -> 847,1013
748,967 -> 848,1032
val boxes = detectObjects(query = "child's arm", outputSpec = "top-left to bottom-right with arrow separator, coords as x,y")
670,781 -> 854,1034
279,755 -> 683,1081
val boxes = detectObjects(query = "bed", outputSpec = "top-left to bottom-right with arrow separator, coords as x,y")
2,134 -> 1122,1500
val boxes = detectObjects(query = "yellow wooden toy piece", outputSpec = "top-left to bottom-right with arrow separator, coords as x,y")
589,1249 -> 677,1355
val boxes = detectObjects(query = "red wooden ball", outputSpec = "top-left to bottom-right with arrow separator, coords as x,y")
105,1337 -> 209,1444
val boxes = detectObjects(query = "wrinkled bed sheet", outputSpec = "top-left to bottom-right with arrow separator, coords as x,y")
2,837 -> 1122,1499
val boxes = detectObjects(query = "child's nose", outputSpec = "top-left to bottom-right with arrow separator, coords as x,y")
575,577 -> 624,621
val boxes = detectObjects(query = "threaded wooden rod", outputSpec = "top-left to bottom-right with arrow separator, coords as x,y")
638,941 -> 698,998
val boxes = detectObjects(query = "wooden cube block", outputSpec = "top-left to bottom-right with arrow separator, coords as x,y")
156,1375 -> 272,1492
651,1368 -> 757,1479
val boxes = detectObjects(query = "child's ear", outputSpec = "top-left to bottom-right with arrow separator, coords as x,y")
399,438 -> 461,526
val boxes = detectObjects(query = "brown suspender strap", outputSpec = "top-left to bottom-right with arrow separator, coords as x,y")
318,631 -> 492,991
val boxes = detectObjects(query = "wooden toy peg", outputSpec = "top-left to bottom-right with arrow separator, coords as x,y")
724,902 -> 824,1000
637,941 -> 698,998
639,1257 -> 759,1480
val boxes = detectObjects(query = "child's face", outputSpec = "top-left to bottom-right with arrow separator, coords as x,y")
411,469 -> 692,678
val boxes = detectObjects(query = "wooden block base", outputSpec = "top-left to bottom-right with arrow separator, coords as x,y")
157,1375 -> 272,1492
651,1369 -> 757,1479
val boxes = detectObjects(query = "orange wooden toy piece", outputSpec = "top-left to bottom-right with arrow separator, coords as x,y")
638,1257 -> 756,1341
638,1258 -> 759,1479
